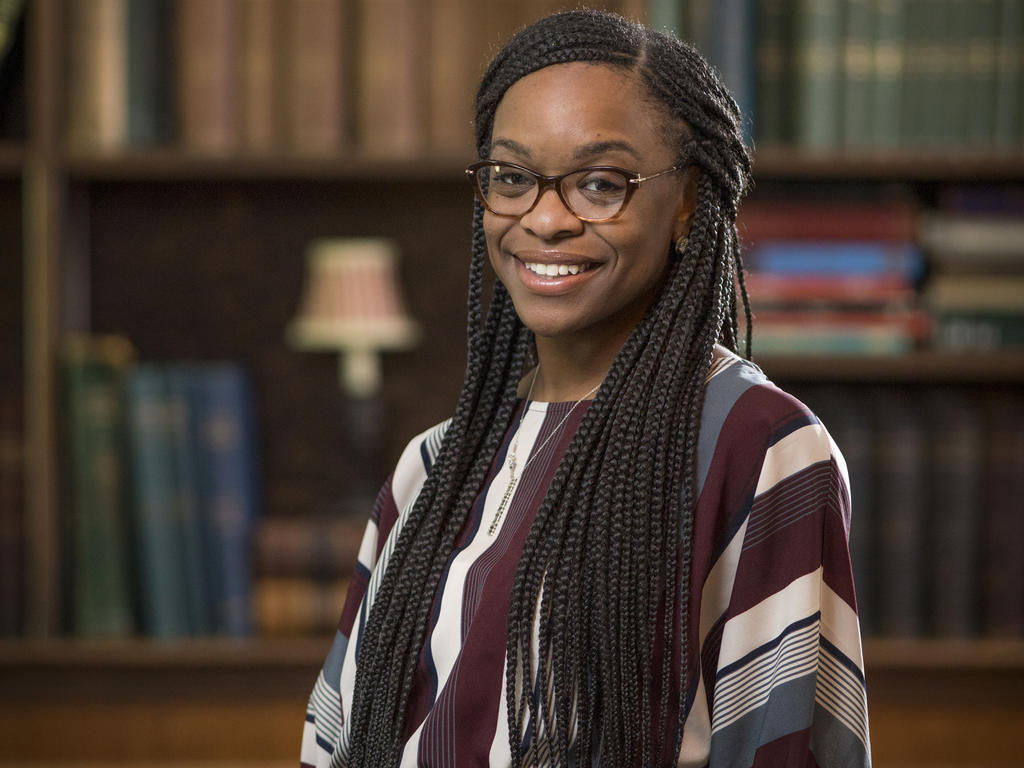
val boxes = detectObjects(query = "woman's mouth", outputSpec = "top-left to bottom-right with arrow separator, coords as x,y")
523,261 -> 592,277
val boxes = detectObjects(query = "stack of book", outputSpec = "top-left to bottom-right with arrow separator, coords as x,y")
739,197 -> 929,356
252,513 -> 365,636
918,189 -> 1024,351
662,0 -> 1024,151
800,382 -> 1024,639
60,335 -> 261,638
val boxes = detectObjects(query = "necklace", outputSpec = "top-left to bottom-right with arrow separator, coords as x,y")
487,369 -> 601,536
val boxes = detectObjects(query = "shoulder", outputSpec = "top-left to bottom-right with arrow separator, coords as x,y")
698,349 -> 839,493
390,417 -> 452,509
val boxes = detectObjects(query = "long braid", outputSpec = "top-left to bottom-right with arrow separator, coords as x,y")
341,9 -> 751,767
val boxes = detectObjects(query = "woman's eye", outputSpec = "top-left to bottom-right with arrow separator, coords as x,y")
492,168 -> 533,189
578,173 -> 626,196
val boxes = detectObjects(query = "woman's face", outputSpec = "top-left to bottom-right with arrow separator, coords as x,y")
484,62 -> 693,350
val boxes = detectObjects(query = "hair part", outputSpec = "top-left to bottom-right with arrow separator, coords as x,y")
343,10 -> 753,767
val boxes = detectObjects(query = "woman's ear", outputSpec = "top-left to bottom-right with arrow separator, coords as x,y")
673,166 -> 700,242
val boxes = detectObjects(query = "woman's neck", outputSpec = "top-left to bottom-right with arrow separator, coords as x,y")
526,333 -> 622,402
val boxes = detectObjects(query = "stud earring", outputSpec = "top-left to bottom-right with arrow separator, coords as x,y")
675,234 -> 689,254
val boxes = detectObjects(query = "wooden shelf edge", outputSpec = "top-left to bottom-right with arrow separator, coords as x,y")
758,351 -> 1024,382
752,147 -> 1024,181
0,636 -> 332,669
864,637 -> 1024,671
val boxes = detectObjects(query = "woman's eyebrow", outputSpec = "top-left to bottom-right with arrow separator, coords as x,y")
573,140 -> 640,161
490,138 -> 531,158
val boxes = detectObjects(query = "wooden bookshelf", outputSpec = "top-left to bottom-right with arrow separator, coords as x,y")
2,0 -> 1023,766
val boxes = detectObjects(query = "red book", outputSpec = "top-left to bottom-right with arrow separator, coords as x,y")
737,199 -> 918,243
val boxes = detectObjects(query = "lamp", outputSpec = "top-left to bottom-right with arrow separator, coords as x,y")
287,237 -> 420,397
287,237 -> 420,512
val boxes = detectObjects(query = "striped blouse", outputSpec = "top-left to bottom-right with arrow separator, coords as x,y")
301,351 -> 871,767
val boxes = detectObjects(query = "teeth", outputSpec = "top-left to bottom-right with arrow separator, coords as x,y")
525,262 -> 589,277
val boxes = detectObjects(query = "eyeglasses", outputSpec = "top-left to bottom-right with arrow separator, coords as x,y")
465,160 -> 681,223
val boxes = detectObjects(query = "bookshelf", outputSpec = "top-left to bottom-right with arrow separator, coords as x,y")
2,0 -> 1023,766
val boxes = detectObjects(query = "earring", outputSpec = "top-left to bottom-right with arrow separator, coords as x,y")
675,234 -> 689,254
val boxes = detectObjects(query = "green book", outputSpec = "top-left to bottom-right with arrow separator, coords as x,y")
756,0 -> 792,147
792,0 -> 843,150
962,0 -> 998,148
61,335 -> 137,637
125,364 -> 191,637
993,0 -> 1022,148
871,0 -> 904,148
649,0 -> 684,37
900,0 -> 928,147
842,0 -> 876,149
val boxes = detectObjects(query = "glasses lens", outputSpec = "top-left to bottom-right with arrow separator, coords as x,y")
477,164 -> 538,216
562,169 -> 630,221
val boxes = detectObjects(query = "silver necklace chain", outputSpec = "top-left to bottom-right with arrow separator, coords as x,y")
487,369 -> 600,536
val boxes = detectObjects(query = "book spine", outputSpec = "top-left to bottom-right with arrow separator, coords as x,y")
254,514 -> 365,578
962,0 -> 999,148
126,364 -> 191,637
239,0 -> 284,153
195,363 -> 260,636
748,241 -> 925,280
126,0 -> 175,147
982,388 -> 1024,636
994,0 -> 1023,148
842,0 -> 875,149
355,0 -> 429,157
284,0 -> 347,155
870,0 -> 904,148
165,364 -> 212,635
428,0 -> 482,155
925,388 -> 984,636
176,0 -> 239,154
62,336 -> 137,638
706,0 -> 756,145
871,387 -> 927,636
66,0 -> 128,153
755,0 -> 792,146
792,0 -> 843,150
253,575 -> 350,635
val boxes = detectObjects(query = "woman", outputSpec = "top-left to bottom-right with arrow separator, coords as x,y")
302,10 -> 870,768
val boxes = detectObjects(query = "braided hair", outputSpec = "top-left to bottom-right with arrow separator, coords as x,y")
343,10 -> 752,767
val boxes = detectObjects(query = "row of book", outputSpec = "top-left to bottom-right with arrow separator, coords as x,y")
60,335 -> 261,638
796,383 -> 1024,638
63,0 -> 644,158
657,0 -> 1024,150
738,188 -> 1024,356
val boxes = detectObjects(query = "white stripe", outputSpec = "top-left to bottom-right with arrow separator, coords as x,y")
712,620 -> 819,732
698,518 -> 747,643
718,568 -> 822,669
820,581 -> 866,674
755,424 -> 832,496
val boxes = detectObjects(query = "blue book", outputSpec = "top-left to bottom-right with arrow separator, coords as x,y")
165,363 -> 213,635
193,363 -> 260,637
125,364 -> 190,637
747,241 -> 926,281
706,0 -> 757,145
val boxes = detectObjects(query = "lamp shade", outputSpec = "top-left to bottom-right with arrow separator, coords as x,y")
287,237 -> 420,396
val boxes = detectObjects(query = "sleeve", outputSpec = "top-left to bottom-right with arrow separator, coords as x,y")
299,418 -> 450,768
679,393 -> 871,768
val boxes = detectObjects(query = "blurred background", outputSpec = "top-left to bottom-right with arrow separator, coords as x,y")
0,0 -> 1022,765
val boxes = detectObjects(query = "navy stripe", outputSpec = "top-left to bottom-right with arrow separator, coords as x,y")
717,612 -> 821,680
820,635 -> 866,686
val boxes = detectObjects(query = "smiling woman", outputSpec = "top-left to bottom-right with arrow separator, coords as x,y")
301,10 -> 871,768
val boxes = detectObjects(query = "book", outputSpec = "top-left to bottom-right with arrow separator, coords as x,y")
284,0 -> 348,155
239,0 -> 285,153
705,0 -> 756,145
994,0 -> 1023,148
917,212 -> 1024,272
253,575 -> 350,635
125,364 -> 191,637
871,386 -> 927,636
752,310 -> 929,356
737,198 -> 918,243
429,0 -> 485,155
792,0 -> 843,150
746,241 -> 926,282
355,0 -> 429,157
924,274 -> 1024,313
0,384 -> 23,636
192,363 -> 260,637
870,0 -> 904,148
175,0 -> 239,154
66,0 -> 128,153
982,388 -> 1024,636
744,272 -> 916,308
932,312 -> 1024,351
924,388 -> 984,636
61,335 -> 137,638
963,0 -> 999,148
125,0 -> 175,147
0,0 -> 24,72
755,0 -> 792,146
842,0 -> 875,149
